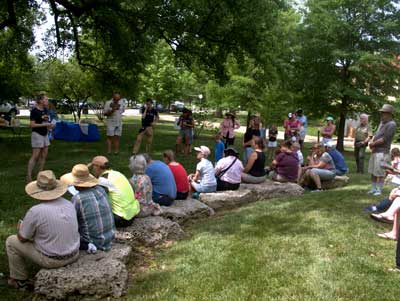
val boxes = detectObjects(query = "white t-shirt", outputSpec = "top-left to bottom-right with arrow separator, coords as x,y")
297,150 -> 304,166
104,99 -> 126,125
196,158 -> 217,186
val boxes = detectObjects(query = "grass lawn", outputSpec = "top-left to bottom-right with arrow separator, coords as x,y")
1,117 -> 400,300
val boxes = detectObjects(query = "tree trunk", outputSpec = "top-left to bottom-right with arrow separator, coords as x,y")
215,107 -> 223,118
336,97 -> 348,152
246,110 -> 252,127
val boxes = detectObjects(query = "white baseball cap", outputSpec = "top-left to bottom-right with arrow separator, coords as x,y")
323,141 -> 335,148
194,146 -> 211,156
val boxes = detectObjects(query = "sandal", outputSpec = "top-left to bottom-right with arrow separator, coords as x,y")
377,233 -> 397,241
7,278 -> 34,291
370,214 -> 394,224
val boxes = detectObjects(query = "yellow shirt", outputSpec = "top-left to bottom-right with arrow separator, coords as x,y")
101,170 -> 139,220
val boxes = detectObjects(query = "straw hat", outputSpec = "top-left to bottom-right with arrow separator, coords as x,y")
25,170 -> 67,201
61,164 -> 99,188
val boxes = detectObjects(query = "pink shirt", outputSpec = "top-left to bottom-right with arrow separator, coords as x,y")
215,156 -> 244,184
220,119 -> 240,139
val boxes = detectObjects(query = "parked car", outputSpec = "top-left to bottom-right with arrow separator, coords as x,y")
0,102 -> 19,121
170,101 -> 185,112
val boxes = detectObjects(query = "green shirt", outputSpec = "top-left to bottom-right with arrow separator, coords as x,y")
101,170 -> 140,220
355,124 -> 372,142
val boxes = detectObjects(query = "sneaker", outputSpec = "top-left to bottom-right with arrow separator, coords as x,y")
363,205 -> 378,213
311,189 -> 323,193
367,189 -> 376,194
373,191 -> 382,196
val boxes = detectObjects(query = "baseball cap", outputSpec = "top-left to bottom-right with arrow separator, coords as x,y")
288,112 -> 293,118
194,146 -> 211,156
323,141 -> 335,148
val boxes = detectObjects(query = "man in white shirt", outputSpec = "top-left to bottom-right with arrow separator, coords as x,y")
104,93 -> 125,155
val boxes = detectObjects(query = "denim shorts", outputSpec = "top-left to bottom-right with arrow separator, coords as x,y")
310,168 -> 335,181
191,182 -> 217,193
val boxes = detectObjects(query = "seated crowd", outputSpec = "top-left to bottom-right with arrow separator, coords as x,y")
361,148 -> 400,272
6,129 -> 351,289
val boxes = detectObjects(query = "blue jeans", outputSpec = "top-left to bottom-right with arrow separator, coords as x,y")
310,168 -> 336,181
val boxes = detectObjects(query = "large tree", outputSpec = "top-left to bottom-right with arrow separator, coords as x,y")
1,0 -> 285,87
295,0 -> 400,150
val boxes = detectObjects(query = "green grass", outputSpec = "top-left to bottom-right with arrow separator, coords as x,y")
1,117 -> 400,300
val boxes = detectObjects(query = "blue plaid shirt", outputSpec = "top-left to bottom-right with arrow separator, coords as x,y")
72,185 -> 115,251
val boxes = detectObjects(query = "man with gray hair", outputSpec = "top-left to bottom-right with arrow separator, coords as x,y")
354,114 -> 373,173
368,104 -> 397,196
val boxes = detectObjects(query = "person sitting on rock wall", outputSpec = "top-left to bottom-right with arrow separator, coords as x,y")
301,144 -> 336,192
61,164 -> 116,252
6,170 -> 80,290
269,140 -> 299,183
163,150 -> 190,200
144,153 -> 177,206
323,141 -> 348,176
188,146 -> 217,196
128,154 -> 162,216
215,147 -> 244,191
241,136 -> 267,184
89,156 -> 140,228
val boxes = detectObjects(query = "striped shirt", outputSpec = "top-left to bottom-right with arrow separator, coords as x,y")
19,197 -> 80,256
72,185 -> 115,251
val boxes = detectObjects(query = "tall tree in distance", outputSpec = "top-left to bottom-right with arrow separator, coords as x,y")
295,0 -> 400,150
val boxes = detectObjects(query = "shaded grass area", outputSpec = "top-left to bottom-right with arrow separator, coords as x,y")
1,117 -> 399,300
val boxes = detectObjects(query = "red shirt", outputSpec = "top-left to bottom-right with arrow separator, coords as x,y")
168,163 -> 189,193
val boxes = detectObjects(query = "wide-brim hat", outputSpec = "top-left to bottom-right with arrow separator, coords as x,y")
25,170 -> 67,201
61,164 -> 99,188
224,146 -> 239,155
194,145 -> 211,156
379,104 -> 395,115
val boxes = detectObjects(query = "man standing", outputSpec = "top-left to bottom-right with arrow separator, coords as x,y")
368,104 -> 397,196
27,94 -> 54,182
104,93 -> 125,155
132,98 -> 159,154
354,114 -> 373,173
6,170 -> 80,289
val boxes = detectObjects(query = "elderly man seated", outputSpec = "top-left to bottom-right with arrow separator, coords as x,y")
6,170 -> 80,290
61,164 -> 116,252
302,144 -> 336,192
89,156 -> 140,228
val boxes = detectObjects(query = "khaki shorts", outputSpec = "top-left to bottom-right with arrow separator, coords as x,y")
106,123 -> 123,136
368,152 -> 390,177
31,132 -> 50,148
